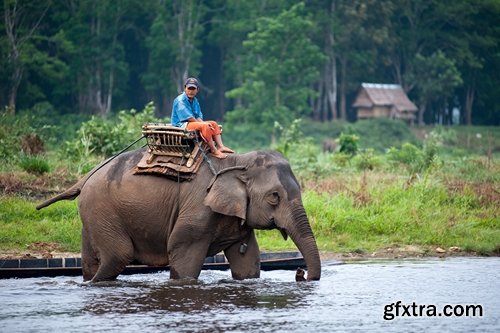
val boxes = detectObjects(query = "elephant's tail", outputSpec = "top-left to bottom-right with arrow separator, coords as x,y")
36,177 -> 87,210
36,152 -> 118,210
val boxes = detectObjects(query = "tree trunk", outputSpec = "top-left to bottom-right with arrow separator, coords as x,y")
324,0 -> 337,122
418,100 -> 427,125
339,57 -> 347,120
465,85 -> 475,125
3,0 -> 49,115
7,67 -> 22,115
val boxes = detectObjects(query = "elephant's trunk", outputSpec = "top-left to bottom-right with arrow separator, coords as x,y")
286,202 -> 321,281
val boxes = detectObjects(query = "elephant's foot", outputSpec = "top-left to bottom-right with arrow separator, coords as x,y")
295,268 -> 306,282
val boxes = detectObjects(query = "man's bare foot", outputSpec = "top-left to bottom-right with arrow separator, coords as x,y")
211,150 -> 227,159
219,146 -> 234,154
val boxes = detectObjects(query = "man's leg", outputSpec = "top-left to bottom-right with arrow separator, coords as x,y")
187,121 -> 227,159
207,121 -> 234,154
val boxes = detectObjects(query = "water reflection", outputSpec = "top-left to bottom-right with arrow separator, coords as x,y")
1,258 -> 498,333
83,278 -> 316,315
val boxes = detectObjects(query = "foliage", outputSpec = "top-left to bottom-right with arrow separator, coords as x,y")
225,2 -> 325,129
0,1 -> 498,125
63,102 -> 160,158
273,119 -> 307,159
409,51 -> 463,124
18,155 -> 50,175
293,174 -> 499,254
1,125 -> 499,256
426,126 -> 458,146
352,118 -> 419,152
386,143 -> 423,173
386,138 -> 439,175
222,122 -> 272,152
352,149 -> 384,171
338,133 -> 359,156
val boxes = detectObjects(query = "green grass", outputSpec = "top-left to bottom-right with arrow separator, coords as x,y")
256,172 -> 500,255
0,196 -> 81,252
1,117 -> 499,257
1,169 -> 499,256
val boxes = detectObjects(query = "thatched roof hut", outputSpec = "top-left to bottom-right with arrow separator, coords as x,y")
353,83 -> 418,124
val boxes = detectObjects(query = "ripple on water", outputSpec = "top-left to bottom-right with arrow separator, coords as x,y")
0,257 -> 498,333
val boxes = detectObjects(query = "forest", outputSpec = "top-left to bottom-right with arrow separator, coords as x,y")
1,0 -> 499,258
1,0 -> 499,127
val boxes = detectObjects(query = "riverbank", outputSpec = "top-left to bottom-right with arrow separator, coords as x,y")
1,149 -> 499,261
0,241 -> 492,261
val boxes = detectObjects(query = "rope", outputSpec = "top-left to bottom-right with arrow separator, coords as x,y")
80,135 -> 146,186
175,139 -> 189,219
194,134 -> 217,176
68,135 -> 147,192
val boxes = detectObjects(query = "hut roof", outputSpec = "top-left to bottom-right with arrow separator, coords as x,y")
353,83 -> 418,112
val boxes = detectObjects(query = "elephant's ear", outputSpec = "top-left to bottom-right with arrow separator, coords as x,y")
204,171 -> 247,220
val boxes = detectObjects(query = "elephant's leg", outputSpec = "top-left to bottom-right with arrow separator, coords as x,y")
81,227 -> 99,281
224,231 -> 260,280
90,234 -> 134,283
167,225 -> 209,279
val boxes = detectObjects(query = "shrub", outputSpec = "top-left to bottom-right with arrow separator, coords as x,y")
273,119 -> 306,159
354,118 -> 418,151
386,143 -> 423,172
352,149 -> 383,171
332,152 -> 352,167
63,102 -> 160,158
18,155 -> 50,174
338,133 -> 359,156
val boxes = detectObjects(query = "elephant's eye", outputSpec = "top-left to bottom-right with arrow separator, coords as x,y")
267,191 -> 280,206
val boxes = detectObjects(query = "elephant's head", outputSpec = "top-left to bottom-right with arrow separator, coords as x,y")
204,151 -> 321,280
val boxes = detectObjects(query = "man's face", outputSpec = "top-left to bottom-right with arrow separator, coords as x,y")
184,86 -> 198,99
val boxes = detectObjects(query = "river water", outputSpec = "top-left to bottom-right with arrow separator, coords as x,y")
1,257 -> 498,332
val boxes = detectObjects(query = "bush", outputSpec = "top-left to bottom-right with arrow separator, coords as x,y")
332,152 -> 352,168
352,149 -> 383,171
63,102 -> 160,158
386,143 -> 423,173
354,118 -> 418,151
338,133 -> 359,156
273,119 -> 306,158
18,155 -> 50,174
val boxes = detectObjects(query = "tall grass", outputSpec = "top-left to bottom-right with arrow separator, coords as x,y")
257,172 -> 499,255
0,112 -> 498,256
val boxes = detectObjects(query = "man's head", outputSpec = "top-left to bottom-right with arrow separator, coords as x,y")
185,77 -> 199,89
184,77 -> 199,99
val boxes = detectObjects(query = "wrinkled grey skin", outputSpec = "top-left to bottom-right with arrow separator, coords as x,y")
37,149 -> 321,282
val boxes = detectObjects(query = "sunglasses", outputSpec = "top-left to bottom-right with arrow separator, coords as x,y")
187,87 -> 197,90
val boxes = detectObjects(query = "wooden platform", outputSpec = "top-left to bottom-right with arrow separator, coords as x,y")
0,252 -> 340,279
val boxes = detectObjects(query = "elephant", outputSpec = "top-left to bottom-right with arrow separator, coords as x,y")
36,149 -> 321,282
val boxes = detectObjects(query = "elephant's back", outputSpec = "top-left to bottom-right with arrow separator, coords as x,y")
77,149 -> 177,261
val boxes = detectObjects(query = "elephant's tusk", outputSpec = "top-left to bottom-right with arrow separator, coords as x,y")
240,218 -> 246,226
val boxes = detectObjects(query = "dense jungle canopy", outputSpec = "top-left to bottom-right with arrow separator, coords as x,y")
1,0 -> 499,126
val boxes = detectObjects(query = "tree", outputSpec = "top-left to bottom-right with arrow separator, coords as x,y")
410,51 -> 462,125
205,0 -> 287,120
2,0 -> 50,114
61,0 -> 154,116
142,0 -> 207,116
226,2 -> 325,129
452,0 -> 500,125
